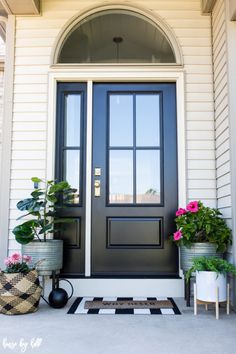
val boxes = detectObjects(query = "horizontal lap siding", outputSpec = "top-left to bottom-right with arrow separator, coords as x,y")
212,0 -> 232,226
0,37 -> 5,186
0,71 -> 4,181
8,0 -> 216,253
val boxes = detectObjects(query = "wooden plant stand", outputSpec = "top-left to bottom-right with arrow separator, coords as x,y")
194,283 -> 230,320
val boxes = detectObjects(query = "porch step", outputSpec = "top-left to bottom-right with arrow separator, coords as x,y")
46,278 -> 184,298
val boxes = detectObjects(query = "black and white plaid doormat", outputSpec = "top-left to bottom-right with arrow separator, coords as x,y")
67,297 -> 181,315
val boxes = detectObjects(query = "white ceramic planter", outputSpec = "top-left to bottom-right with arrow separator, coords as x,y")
196,271 -> 227,302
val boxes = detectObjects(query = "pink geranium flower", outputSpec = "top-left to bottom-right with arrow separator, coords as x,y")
10,252 -> 21,264
22,255 -> 32,263
4,258 -> 12,267
186,201 -> 199,213
173,230 -> 183,241
176,208 -> 187,216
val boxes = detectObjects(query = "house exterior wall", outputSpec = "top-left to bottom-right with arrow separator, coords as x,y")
225,0 -> 236,304
212,0 -> 232,228
0,37 -> 5,185
7,0 -> 216,254
0,71 -> 4,175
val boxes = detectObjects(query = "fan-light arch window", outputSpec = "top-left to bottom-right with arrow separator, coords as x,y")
58,10 -> 176,64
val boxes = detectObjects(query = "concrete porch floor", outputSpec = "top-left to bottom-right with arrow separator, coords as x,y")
0,297 -> 236,354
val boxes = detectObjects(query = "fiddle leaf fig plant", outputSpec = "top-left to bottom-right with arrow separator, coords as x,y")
12,177 -> 75,244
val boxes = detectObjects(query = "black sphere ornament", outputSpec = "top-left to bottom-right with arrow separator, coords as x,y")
48,288 -> 68,309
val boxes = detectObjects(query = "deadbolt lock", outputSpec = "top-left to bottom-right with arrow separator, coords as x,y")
94,168 -> 101,176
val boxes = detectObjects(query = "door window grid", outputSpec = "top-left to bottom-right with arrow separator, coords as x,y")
108,92 -> 162,205
62,93 -> 83,205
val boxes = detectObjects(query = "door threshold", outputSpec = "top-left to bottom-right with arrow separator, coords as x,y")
49,277 -> 184,297
58,274 -> 182,279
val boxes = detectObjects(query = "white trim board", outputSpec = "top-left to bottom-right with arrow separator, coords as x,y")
44,278 -> 184,298
47,67 -> 187,277
0,15 -> 15,268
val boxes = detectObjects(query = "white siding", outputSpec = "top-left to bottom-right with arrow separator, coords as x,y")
0,71 -> 4,173
8,0 -> 216,253
212,0 -> 231,225
0,36 -> 5,185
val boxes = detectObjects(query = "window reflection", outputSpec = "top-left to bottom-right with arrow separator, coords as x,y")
109,150 -> 133,203
136,94 -> 160,147
110,95 -> 133,147
65,94 -> 81,147
136,150 -> 160,203
108,92 -> 162,205
64,150 -> 80,204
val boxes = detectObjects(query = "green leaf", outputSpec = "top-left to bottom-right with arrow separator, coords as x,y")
16,198 -> 45,213
12,221 -> 36,245
31,190 -> 44,199
17,198 -> 36,211
49,181 -> 70,194
46,195 -> 57,203
15,233 -> 35,245
31,177 -> 42,183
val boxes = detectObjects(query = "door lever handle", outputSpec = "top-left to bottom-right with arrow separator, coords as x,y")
94,180 -> 101,197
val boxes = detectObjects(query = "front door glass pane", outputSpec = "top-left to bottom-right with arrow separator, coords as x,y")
108,92 -> 162,205
64,150 -> 80,204
65,94 -> 81,147
136,150 -> 160,203
136,94 -> 160,147
109,94 -> 133,147
109,150 -> 133,203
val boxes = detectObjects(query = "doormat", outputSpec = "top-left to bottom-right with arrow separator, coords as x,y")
67,297 -> 181,315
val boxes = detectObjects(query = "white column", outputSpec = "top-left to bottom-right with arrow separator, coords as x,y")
85,81 -> 93,276
226,0 -> 236,308
0,15 -> 15,267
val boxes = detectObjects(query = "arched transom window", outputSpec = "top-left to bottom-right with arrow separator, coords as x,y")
58,10 -> 176,64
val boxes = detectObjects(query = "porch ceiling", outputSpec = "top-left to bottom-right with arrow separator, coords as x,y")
0,0 -> 40,15
201,0 -> 217,14
229,0 -> 236,20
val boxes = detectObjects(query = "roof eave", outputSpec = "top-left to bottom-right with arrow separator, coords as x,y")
0,0 -> 40,15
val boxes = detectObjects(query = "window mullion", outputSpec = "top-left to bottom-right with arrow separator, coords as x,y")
133,93 -> 136,204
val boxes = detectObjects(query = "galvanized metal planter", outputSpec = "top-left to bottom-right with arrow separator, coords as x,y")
22,240 -> 63,276
180,243 -> 223,272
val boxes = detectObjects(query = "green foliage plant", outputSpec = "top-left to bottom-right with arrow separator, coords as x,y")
186,256 -> 236,282
12,177 -> 74,244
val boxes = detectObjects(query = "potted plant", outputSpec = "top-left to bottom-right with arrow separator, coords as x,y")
186,257 -> 236,303
170,200 -> 232,272
12,177 -> 74,276
0,252 -> 42,315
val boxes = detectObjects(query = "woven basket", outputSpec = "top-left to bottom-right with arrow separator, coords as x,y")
0,269 -> 42,315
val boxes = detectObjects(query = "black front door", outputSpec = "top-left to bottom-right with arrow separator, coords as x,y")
92,83 -> 178,276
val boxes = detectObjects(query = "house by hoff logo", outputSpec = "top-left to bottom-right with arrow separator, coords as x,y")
2,337 -> 43,352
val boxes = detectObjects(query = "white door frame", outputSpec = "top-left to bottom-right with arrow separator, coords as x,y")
47,66 -> 187,277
